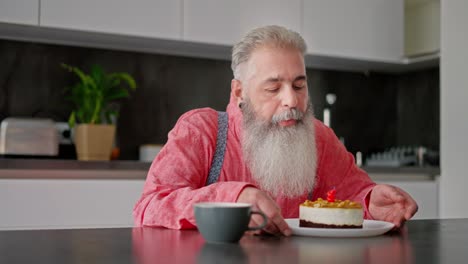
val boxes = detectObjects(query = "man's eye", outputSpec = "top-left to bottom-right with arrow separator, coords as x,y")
266,88 -> 279,93
294,85 -> 305,90
293,81 -> 306,90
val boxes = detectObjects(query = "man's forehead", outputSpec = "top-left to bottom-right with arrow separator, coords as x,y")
244,63 -> 307,83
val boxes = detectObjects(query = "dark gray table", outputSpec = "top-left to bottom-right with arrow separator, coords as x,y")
0,219 -> 466,264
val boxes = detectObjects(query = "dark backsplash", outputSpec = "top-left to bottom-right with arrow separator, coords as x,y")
0,39 -> 439,160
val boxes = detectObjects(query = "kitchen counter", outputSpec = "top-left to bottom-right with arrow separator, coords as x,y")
0,158 -> 440,180
364,165 -> 440,181
0,158 -> 150,170
0,159 -> 440,228
0,158 -> 150,179
364,165 -> 440,176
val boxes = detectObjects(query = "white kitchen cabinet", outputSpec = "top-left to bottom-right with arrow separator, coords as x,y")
405,0 -> 440,56
183,0 -> 238,45
40,0 -> 182,40
0,179 -> 145,230
183,0 -> 302,45
302,0 -> 404,62
0,0 -> 434,72
0,0 -> 39,25
372,176 -> 439,219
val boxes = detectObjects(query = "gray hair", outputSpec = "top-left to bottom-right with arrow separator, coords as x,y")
231,25 -> 307,79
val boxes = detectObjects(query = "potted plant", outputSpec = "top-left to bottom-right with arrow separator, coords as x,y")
62,63 -> 136,161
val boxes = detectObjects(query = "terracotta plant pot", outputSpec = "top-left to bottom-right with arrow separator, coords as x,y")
74,124 -> 116,161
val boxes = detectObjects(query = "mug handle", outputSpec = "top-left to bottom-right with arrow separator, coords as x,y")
247,210 -> 268,231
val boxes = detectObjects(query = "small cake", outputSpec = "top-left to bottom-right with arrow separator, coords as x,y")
299,189 -> 363,228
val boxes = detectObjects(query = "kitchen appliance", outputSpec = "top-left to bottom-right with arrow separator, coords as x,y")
0,117 -> 59,157
323,93 -> 336,128
366,146 -> 417,167
365,146 -> 439,167
139,144 -> 163,162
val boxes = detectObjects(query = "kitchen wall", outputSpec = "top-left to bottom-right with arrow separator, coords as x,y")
440,0 -> 468,218
0,39 -> 439,160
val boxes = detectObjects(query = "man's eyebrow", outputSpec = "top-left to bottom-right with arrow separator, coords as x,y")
263,75 -> 307,84
294,75 -> 307,82
263,77 -> 281,84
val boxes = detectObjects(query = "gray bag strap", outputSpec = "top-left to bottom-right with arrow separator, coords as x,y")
205,111 -> 229,185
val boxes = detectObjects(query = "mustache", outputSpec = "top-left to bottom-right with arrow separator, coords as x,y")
271,108 -> 305,124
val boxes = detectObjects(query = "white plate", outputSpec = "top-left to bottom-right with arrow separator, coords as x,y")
285,219 -> 394,238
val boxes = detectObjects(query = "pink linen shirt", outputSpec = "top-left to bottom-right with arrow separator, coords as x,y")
133,96 -> 376,229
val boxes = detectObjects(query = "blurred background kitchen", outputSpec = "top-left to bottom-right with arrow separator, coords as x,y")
1,0 -> 467,230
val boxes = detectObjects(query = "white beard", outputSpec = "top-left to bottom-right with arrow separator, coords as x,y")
241,99 -> 317,198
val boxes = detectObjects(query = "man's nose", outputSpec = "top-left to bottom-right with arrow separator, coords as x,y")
281,86 -> 298,108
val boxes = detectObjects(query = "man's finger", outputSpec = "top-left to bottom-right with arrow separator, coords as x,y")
392,214 -> 406,228
270,213 -> 292,236
256,196 -> 283,232
250,208 -> 283,235
262,222 -> 280,235
260,213 -> 289,236
405,203 -> 418,220
251,213 -> 279,234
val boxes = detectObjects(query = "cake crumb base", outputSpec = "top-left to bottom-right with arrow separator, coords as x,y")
299,220 -> 362,229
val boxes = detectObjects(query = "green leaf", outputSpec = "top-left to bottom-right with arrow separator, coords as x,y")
104,88 -> 130,101
90,64 -> 104,85
62,63 -> 97,91
62,63 -> 137,125
90,96 -> 102,124
109,73 -> 136,90
68,111 -> 76,128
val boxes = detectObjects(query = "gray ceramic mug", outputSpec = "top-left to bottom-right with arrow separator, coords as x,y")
194,202 -> 268,243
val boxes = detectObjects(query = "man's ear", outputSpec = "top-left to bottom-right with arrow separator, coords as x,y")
231,79 -> 244,107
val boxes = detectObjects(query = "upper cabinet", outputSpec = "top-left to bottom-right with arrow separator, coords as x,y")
40,0 -> 182,40
0,0 -> 39,25
0,0 -> 438,72
183,0 -> 239,45
405,0 -> 440,57
302,0 -> 404,62
183,0 -> 301,45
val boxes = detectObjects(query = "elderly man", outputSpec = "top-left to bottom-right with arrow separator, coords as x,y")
133,25 -> 418,236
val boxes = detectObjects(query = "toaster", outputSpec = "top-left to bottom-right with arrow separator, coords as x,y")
0,117 -> 59,156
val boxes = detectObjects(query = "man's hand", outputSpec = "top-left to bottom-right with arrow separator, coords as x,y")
369,184 -> 418,228
237,187 -> 292,236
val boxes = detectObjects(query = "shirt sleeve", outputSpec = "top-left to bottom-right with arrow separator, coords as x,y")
313,121 -> 376,219
133,109 -> 253,229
